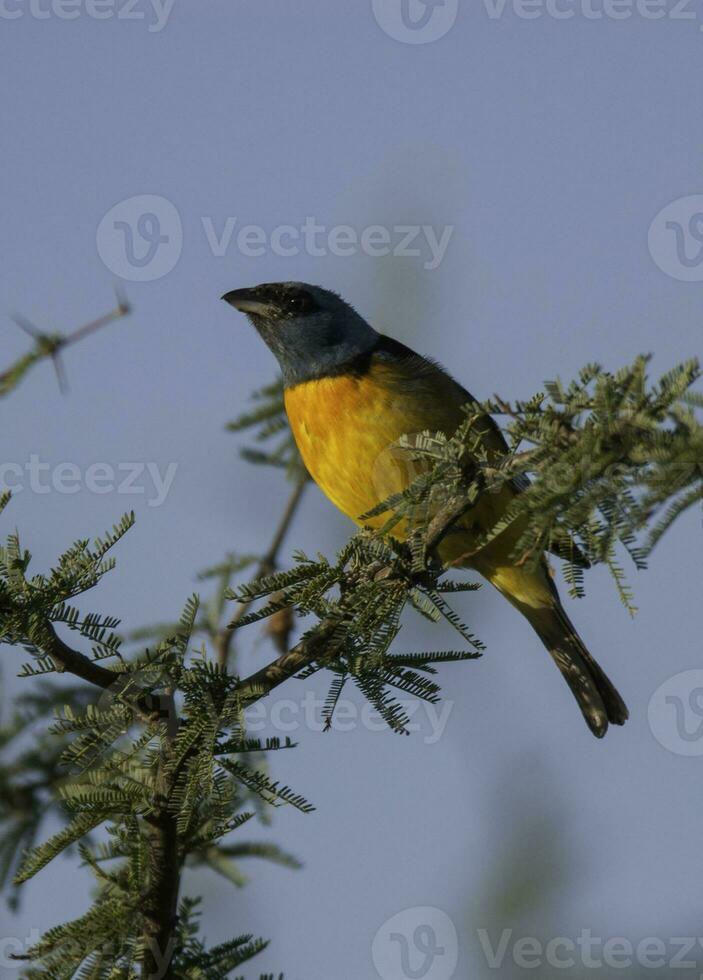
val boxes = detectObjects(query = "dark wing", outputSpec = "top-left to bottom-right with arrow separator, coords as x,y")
373,336 -> 590,569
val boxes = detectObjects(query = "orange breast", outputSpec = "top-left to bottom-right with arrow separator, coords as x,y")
284,359 -> 547,596
284,363 -> 466,529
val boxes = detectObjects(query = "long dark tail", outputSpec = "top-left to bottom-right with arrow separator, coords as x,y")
524,600 -> 629,738
477,560 -> 629,737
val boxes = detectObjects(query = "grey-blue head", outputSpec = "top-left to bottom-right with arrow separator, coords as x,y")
222,282 -> 379,387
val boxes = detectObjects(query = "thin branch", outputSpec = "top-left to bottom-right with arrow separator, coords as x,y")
235,618 -> 339,704
215,474 -> 308,667
233,487 -> 475,706
25,621 -> 169,725
2,289 -> 130,397
424,489 -> 480,554
63,288 -> 130,347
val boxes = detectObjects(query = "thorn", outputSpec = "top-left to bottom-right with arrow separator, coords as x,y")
52,352 -> 69,395
65,293 -> 132,346
10,313 -> 42,340
113,282 -> 131,316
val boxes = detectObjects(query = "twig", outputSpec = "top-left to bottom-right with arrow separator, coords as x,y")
63,287 -> 130,346
235,618 -> 339,703
3,288 -> 130,395
215,474 -> 308,667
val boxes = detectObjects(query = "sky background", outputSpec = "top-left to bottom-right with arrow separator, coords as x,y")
1,2 -> 702,977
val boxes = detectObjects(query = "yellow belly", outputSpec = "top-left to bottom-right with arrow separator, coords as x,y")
284,367 -> 552,608
285,372 -> 433,525
285,368 -> 495,545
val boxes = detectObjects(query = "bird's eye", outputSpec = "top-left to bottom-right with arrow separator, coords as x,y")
286,292 -> 313,314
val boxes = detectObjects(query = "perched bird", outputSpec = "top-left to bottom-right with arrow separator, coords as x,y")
223,282 -> 628,738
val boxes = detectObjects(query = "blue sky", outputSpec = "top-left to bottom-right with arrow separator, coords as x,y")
1,2 -> 702,977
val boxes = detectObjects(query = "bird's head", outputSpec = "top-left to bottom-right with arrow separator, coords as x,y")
222,281 -> 378,386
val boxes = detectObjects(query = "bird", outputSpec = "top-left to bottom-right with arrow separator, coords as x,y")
223,281 -> 628,738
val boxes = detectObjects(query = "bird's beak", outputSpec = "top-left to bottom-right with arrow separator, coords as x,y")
221,288 -> 274,317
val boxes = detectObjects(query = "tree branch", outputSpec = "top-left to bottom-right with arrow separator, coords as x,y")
234,487 -> 476,705
2,290 -> 130,396
31,621 -> 120,689
142,695 -> 180,980
24,622 -> 175,727
234,618 -> 339,703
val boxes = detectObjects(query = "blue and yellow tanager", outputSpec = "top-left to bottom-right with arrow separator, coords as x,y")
223,282 -> 628,738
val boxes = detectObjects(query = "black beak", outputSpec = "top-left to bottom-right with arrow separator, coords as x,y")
221,287 -> 275,317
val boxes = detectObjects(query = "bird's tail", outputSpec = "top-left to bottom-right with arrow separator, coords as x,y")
479,562 -> 628,738
523,600 -> 629,738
